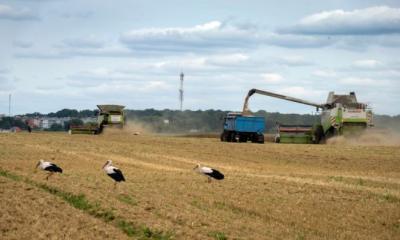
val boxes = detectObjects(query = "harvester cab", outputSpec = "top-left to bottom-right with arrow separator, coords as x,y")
96,105 -> 125,134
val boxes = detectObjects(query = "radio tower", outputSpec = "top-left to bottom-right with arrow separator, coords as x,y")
179,72 -> 184,111
9,94 -> 11,117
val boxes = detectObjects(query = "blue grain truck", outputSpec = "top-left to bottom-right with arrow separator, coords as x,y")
220,112 -> 265,143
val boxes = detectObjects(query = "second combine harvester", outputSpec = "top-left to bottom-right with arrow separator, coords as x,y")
221,89 -> 373,144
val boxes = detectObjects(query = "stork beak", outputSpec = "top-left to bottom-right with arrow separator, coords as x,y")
102,162 -> 108,169
34,162 -> 40,172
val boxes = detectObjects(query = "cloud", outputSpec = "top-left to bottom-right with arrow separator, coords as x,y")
261,73 -> 283,83
338,77 -> 390,86
0,4 -> 39,21
61,37 -> 106,49
66,68 -> 140,87
120,21 -> 258,53
352,59 -> 383,69
278,55 -> 313,66
205,53 -> 249,66
312,69 -> 337,78
60,11 -> 93,19
280,6 -> 400,35
13,40 -> 33,48
15,44 -> 133,59
120,20 -> 336,54
278,86 -> 325,99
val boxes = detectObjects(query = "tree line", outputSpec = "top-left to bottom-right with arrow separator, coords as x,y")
1,108 -> 399,133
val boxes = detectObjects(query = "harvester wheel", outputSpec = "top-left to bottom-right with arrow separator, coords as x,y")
313,125 -> 324,144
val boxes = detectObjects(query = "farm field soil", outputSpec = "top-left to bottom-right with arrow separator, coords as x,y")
1,132 -> 399,239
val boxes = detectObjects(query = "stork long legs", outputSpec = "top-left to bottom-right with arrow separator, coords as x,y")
46,172 -> 54,180
207,177 -> 212,183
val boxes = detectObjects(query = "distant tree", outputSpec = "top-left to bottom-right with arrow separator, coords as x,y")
49,123 -> 64,131
55,109 -> 79,118
0,117 -> 27,130
79,109 -> 96,118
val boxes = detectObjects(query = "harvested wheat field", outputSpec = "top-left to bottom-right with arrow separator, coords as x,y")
1,132 -> 399,240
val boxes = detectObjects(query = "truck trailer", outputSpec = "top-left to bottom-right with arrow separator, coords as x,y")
220,112 -> 265,143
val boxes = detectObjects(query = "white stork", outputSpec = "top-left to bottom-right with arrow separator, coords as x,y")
35,159 -> 63,180
193,164 -> 224,183
102,160 -> 125,187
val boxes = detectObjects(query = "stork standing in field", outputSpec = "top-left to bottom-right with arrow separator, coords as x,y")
35,159 -> 63,180
102,160 -> 125,188
193,164 -> 224,183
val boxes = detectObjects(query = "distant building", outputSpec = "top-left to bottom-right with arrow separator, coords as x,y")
40,117 -> 70,129
81,117 -> 97,123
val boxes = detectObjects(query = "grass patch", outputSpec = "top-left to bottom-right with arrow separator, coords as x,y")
0,168 -> 172,239
382,193 -> 400,203
208,231 -> 228,240
117,220 -> 138,237
328,176 -> 343,182
357,178 -> 364,186
117,194 -> 138,206
0,168 -> 22,181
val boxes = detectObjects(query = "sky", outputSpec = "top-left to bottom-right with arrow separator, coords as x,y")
0,0 -> 399,115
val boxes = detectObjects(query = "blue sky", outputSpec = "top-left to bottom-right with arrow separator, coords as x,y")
1,0 -> 399,115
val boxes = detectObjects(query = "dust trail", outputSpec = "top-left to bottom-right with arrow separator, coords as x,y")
327,128 -> 400,146
102,120 -> 154,136
123,120 -> 155,135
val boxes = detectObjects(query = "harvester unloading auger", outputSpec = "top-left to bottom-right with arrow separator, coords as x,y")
242,89 -> 373,143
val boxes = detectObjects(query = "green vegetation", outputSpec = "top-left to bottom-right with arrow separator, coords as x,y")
208,231 -> 228,240
117,194 -> 138,206
0,117 -> 27,130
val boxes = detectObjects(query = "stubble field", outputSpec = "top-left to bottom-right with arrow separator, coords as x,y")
1,131 -> 399,240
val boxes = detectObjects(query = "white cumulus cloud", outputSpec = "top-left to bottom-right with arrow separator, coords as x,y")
280,6 -> 400,35
352,59 -> 383,69
261,73 -> 283,83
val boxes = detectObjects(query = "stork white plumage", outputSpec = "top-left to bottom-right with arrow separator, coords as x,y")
102,160 -> 125,188
35,159 -> 63,180
193,164 -> 224,183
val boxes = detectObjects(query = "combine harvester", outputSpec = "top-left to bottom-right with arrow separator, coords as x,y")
70,105 -> 125,134
242,89 -> 373,144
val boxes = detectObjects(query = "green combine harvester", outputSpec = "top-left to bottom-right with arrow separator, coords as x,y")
70,105 -> 125,134
243,89 -> 373,144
